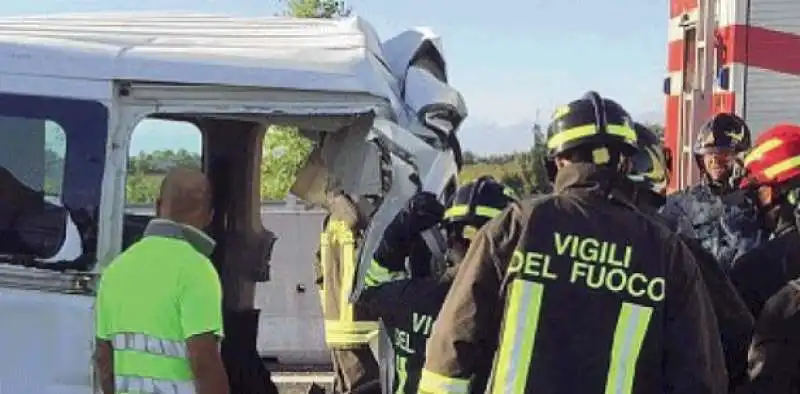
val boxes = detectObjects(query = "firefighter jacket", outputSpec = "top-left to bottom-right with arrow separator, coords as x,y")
359,259 -> 491,394
315,194 -> 380,349
613,180 -> 755,389
729,221 -> 800,318
661,183 -> 764,272
735,278 -> 800,393
360,266 -> 456,394
419,163 -> 728,394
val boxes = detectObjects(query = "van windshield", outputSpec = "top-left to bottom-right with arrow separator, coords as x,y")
0,93 -> 108,268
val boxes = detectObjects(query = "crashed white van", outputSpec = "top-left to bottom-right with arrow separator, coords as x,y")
0,12 -> 466,393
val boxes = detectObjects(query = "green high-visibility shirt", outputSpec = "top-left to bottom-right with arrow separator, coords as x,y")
95,224 -> 223,384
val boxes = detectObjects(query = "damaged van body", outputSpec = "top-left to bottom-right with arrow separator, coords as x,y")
0,13 -> 466,393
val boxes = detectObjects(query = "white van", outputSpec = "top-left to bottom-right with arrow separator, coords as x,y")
0,12 -> 467,393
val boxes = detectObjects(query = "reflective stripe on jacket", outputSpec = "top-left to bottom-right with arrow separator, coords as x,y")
319,213 -> 379,348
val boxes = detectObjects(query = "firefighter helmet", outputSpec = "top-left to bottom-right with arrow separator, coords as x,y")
628,122 -> 670,196
694,112 -> 752,155
442,176 -> 517,241
740,124 -> 800,190
545,91 -> 638,159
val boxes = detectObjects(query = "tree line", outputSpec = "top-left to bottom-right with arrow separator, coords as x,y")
118,122 -> 662,204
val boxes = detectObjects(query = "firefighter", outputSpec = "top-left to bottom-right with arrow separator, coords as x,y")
660,113 -> 764,272
720,124 -> 800,392
418,91 -> 727,393
619,122 -> 754,390
357,176 -> 516,394
94,167 -> 229,394
315,191 -> 381,394
728,128 -> 800,317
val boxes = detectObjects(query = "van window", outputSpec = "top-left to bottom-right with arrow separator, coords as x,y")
0,93 -> 108,266
122,118 -> 202,250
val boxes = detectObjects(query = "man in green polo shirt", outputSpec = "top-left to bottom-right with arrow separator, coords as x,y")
94,167 -> 229,394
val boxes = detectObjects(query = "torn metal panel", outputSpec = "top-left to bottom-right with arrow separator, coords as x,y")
290,115 -> 383,206
349,117 -> 459,302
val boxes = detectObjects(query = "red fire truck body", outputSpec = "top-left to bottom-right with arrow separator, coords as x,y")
665,0 -> 800,191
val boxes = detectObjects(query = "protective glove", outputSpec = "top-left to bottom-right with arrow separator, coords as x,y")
374,191 -> 444,271
404,191 -> 446,234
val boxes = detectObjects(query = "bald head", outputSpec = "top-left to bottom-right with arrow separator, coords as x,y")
156,167 -> 213,230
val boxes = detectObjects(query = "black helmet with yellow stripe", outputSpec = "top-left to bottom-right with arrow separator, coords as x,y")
442,176 -> 517,243
628,122 -> 671,199
693,112 -> 751,155
545,91 -> 638,178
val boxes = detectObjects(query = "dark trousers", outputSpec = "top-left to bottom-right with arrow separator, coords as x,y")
331,347 -> 381,394
221,309 -> 279,394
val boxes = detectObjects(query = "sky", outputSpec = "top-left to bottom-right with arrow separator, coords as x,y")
1,0 -> 669,154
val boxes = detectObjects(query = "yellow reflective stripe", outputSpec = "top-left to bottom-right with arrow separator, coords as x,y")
324,320 -> 380,345
444,205 -> 503,219
491,279 -> 545,394
547,124 -> 596,149
340,232 -> 355,322
462,225 -> 479,240
607,124 -> 637,143
604,302 -> 653,394
546,124 -> 636,150
395,354 -> 408,394
763,156 -> 800,179
365,259 -> 408,288
325,320 -> 380,332
744,138 -> 783,166
418,370 -> 470,394
502,187 -> 517,199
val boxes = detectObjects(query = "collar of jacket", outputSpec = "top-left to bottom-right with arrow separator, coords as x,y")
702,174 -> 735,195
144,218 -> 216,257
554,162 -> 621,198
773,213 -> 798,237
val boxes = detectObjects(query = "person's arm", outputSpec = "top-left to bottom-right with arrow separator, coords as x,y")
659,193 -> 692,236
664,239 -> 728,394
728,251 -> 770,319
94,339 -> 115,393
180,260 -> 229,394
359,278 -> 413,327
420,205 -> 522,394
93,276 -> 115,394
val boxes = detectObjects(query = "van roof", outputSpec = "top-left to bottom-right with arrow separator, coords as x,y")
0,13 -> 398,97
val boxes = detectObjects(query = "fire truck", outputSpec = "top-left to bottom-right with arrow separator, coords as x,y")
664,0 -> 800,191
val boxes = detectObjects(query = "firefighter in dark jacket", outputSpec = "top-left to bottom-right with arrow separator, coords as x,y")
358,177 -> 517,394
315,191 -> 381,394
619,122 -> 754,391
728,124 -> 800,319
723,124 -> 800,393
419,91 -> 727,394
660,113 -> 764,272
